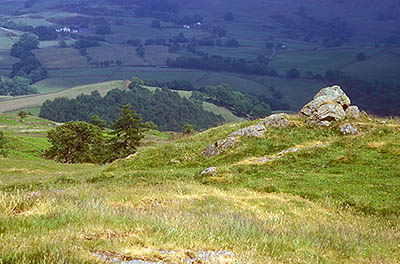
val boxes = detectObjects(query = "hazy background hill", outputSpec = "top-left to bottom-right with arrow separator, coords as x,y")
0,0 -> 399,128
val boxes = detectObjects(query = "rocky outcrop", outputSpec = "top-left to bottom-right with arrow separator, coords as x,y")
201,136 -> 238,157
262,113 -> 291,128
201,124 -> 267,157
228,124 -> 266,137
314,102 -> 346,121
301,85 -> 360,126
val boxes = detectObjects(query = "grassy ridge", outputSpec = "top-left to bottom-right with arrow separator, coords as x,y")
0,113 -> 399,263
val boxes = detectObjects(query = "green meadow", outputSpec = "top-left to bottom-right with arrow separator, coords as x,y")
0,112 -> 399,263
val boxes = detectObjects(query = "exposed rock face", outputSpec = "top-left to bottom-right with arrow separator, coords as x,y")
345,105 -> 360,119
201,124 -> 267,157
262,113 -> 291,128
313,85 -> 351,107
201,167 -> 217,176
201,136 -> 238,157
228,124 -> 266,137
340,124 -> 358,135
313,103 -> 346,122
301,85 -> 359,126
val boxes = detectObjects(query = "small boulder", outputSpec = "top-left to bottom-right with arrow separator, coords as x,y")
262,113 -> 291,128
340,124 -> 358,135
228,124 -> 266,138
201,167 -> 217,176
345,105 -> 360,119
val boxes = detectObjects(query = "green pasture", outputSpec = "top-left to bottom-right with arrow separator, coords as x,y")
32,76 -> 107,93
47,67 -> 117,78
111,68 -> 205,83
252,75 -> 326,110
0,69 -> 10,76
192,71 -> 269,94
341,51 -> 400,83
271,48 -> 382,76
0,37 -> 14,49
33,48 -> 87,69
106,17 -> 208,45
9,107 -> 41,116
0,50 -> 17,69
6,17 -> 55,27
203,102 -> 244,123
39,40 -> 61,48
88,45 -> 179,66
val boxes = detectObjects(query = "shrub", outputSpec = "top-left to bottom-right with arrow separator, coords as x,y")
44,121 -> 106,163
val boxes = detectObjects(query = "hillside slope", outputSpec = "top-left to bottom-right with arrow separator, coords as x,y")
0,111 -> 399,263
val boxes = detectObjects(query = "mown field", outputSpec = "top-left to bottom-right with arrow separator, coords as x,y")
0,112 -> 399,263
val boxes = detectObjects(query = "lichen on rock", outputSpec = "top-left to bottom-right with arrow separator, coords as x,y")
262,113 -> 291,128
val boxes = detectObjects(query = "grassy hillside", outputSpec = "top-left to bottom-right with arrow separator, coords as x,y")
0,112 -> 399,263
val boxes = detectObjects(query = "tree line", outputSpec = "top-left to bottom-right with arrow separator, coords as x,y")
39,81 -> 224,132
0,33 -> 47,96
167,55 -> 277,77
190,84 -> 271,118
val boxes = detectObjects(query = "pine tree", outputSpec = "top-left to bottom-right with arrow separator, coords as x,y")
108,105 -> 144,161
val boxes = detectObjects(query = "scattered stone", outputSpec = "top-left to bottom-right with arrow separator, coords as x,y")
93,250 -> 235,264
201,137 -> 238,157
93,253 -> 165,264
228,124 -> 266,138
345,105 -> 360,119
258,157 -> 273,163
340,124 -> 358,135
170,159 -> 180,163
277,148 -> 299,156
262,113 -> 291,128
201,167 -> 217,176
125,152 -> 138,159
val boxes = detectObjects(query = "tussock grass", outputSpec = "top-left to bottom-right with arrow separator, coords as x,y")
1,114 -> 400,263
